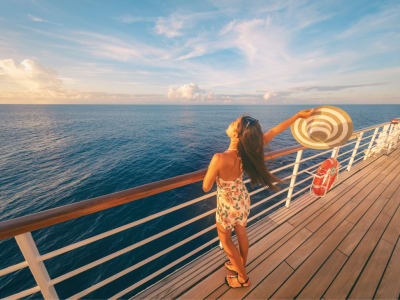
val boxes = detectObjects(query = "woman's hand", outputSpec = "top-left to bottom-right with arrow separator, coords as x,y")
263,108 -> 316,145
296,108 -> 316,119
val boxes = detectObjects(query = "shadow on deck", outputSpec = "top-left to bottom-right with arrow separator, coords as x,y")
134,148 -> 400,299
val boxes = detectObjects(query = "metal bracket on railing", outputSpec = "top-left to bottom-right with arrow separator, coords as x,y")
15,233 -> 58,299
306,162 -> 340,197
386,121 -> 400,154
383,123 -> 394,155
331,146 -> 339,158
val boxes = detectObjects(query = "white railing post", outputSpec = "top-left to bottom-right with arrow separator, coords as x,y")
382,124 -> 392,155
394,123 -> 400,148
386,122 -> 400,154
364,127 -> 379,160
285,150 -> 303,208
331,146 -> 339,158
15,233 -> 58,299
385,123 -> 394,154
347,132 -> 364,171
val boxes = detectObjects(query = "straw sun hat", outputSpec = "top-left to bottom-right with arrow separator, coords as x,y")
290,105 -> 353,149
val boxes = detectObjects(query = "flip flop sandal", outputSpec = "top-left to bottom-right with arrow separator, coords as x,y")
224,261 -> 238,274
225,274 -> 250,288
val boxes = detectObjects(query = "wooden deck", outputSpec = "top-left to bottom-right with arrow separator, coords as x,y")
134,148 -> 400,299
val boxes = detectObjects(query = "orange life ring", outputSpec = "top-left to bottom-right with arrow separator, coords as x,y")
312,158 -> 339,196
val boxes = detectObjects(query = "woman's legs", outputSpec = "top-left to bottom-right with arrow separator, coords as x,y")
216,222 -> 248,282
234,224 -> 249,266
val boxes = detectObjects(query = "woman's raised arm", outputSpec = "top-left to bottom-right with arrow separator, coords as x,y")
263,108 -> 315,145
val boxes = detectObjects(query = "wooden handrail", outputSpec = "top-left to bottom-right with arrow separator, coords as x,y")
0,144 -> 304,240
0,122 -> 388,240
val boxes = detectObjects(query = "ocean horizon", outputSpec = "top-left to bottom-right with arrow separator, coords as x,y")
1,104 -> 399,298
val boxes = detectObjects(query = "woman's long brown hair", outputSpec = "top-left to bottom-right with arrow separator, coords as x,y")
237,115 -> 282,191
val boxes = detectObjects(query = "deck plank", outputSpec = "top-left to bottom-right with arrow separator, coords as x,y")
292,166 -> 400,298
178,222 -> 295,299
283,158 -> 397,269
286,155 -> 385,228
375,238 -> 400,299
271,220 -> 354,299
190,153 -> 392,299
338,170 -> 400,256
132,149 -> 400,300
218,227 -> 312,299
297,250 -> 347,299
243,262 -> 293,299
285,161 -> 395,267
169,194 -> 319,299
323,202 -> 393,298
349,239 -> 394,299
381,190 -> 400,245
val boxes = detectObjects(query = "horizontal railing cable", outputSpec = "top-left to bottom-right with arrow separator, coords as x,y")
109,236 -> 220,300
291,184 -> 313,198
40,192 -> 217,261
66,222 -> 218,299
299,149 -> 332,163
3,286 -> 41,299
337,148 -> 355,158
70,176 -> 304,299
50,207 -> 217,285
248,197 -> 287,223
296,162 -> 321,176
293,175 -> 314,187
353,156 -> 364,165
42,164 -> 289,261
360,133 -> 375,140
358,141 -> 370,149
0,261 -> 28,277
270,162 -> 296,173
339,156 -> 352,164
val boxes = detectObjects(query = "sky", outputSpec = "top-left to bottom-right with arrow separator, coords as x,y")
0,0 -> 399,105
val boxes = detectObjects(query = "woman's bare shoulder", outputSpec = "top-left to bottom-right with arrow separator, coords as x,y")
212,152 -> 230,163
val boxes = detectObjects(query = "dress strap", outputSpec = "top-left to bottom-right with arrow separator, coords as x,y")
238,156 -> 243,174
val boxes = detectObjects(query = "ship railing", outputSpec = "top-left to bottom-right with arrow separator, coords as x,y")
0,120 -> 399,299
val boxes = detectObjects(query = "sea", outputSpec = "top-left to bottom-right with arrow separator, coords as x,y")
0,104 -> 399,298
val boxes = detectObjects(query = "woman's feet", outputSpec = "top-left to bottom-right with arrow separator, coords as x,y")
224,261 -> 238,273
225,274 -> 250,288
224,258 -> 245,274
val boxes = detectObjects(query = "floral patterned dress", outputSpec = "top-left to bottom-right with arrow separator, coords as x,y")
216,160 -> 250,231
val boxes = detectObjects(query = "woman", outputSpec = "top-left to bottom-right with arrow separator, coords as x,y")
202,109 -> 315,288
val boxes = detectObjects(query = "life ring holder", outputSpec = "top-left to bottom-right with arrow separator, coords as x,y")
304,158 -> 340,197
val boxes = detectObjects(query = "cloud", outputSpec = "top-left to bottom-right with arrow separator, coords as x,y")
168,83 -> 212,101
0,90 -> 165,104
155,15 -> 185,38
0,59 -> 62,92
263,91 -> 277,100
27,14 -> 60,25
28,14 -> 46,22
293,82 -> 387,92
0,59 -> 166,104
7,2 -> 399,104
155,11 -> 219,38
67,31 -> 171,62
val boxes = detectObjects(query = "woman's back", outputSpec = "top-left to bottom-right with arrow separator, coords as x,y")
216,150 -> 243,181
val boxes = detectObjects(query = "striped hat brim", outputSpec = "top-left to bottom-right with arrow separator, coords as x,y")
290,106 -> 353,150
